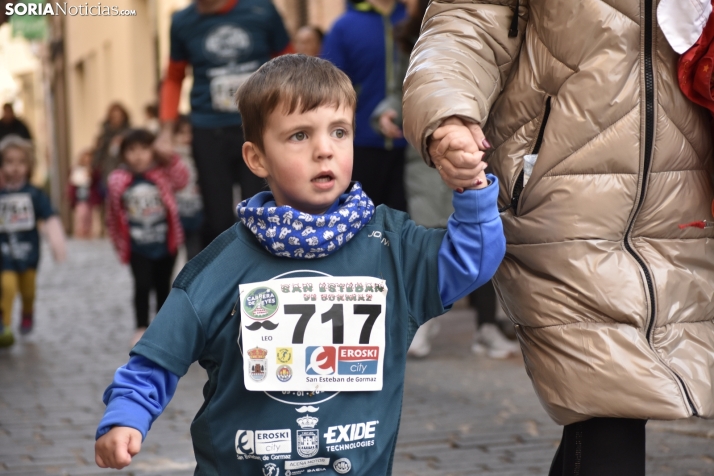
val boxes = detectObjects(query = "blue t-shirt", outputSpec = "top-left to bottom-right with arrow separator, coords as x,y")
122,177 -> 170,260
0,184 -> 55,272
131,207 -> 447,475
321,3 -> 408,149
169,0 -> 291,129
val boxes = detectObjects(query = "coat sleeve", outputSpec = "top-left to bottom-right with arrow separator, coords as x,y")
403,0 -> 529,164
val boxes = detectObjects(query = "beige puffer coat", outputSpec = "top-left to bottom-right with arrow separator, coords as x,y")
404,0 -> 714,426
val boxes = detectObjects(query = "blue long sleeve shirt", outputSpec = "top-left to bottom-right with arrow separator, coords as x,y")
97,177 -> 505,441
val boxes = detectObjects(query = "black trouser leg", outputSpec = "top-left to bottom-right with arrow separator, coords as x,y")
192,126 -> 266,247
352,146 -> 407,211
184,229 -> 203,261
129,253 -> 153,329
469,280 -> 497,327
152,254 -> 176,312
548,417 -> 647,476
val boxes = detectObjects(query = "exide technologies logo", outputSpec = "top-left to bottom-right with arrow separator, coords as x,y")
305,346 -> 336,375
337,346 -> 378,375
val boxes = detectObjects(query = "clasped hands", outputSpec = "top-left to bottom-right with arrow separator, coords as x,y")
428,117 -> 490,191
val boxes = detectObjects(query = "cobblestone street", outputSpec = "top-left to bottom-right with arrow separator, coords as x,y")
1,240 -> 713,475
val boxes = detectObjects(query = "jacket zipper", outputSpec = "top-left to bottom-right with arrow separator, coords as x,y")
624,0 -> 698,416
500,96 -> 551,215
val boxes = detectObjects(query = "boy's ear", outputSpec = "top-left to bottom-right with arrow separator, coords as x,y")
242,142 -> 270,179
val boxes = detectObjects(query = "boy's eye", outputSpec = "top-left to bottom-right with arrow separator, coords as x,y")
291,132 -> 307,141
333,129 -> 346,139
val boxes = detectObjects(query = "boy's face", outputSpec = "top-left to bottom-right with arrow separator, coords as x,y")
1,147 -> 30,186
124,144 -> 154,174
248,104 -> 354,215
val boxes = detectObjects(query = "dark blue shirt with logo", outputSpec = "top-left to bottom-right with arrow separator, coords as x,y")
96,182 -> 506,475
122,177 -> 169,259
0,184 -> 55,272
169,0 -> 291,128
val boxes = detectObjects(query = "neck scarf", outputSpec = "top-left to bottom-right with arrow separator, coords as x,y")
237,182 -> 375,259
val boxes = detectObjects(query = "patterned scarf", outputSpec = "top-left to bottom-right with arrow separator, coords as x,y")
237,182 -> 375,259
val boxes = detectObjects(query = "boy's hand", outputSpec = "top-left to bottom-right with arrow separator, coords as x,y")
429,117 -> 490,190
95,426 -> 142,469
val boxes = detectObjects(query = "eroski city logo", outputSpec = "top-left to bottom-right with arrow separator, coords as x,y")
305,346 -> 336,375
337,346 -> 379,375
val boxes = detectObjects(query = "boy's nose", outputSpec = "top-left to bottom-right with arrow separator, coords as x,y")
313,134 -> 333,160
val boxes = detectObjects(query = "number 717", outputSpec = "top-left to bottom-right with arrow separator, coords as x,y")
284,304 -> 381,345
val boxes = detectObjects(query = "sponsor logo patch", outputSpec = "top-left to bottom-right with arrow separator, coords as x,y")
284,457 -> 330,470
276,365 -> 293,382
333,458 -> 352,474
305,346 -> 336,375
296,430 -> 320,458
324,421 -> 379,445
243,287 -> 279,319
247,347 -> 268,381
277,347 -> 293,364
296,415 -> 320,458
262,462 -> 280,476
337,346 -> 378,375
236,429 -> 292,456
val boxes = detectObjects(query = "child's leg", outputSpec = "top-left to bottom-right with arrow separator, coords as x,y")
17,269 -> 37,334
73,202 -> 91,238
152,254 -> 177,314
548,417 -> 646,476
0,271 -> 19,346
128,254 -> 152,329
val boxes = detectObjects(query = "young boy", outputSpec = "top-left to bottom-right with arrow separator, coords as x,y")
95,55 -> 505,475
0,135 -> 66,347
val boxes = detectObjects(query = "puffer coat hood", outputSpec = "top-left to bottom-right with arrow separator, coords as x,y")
404,0 -> 714,425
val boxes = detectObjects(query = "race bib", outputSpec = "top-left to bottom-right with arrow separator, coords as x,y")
0,194 -> 35,233
210,73 -> 252,112
240,277 -> 387,392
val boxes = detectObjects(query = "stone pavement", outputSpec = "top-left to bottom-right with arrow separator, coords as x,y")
0,239 -> 712,476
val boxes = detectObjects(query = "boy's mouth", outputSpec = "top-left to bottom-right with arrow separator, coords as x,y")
312,171 -> 335,183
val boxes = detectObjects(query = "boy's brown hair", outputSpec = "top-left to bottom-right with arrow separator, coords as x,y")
0,134 -> 35,177
236,54 -> 357,151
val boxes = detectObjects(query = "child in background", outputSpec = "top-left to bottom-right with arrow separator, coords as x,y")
68,148 -> 102,239
94,55 -> 505,474
105,129 -> 188,346
173,116 -> 203,260
0,135 -> 66,347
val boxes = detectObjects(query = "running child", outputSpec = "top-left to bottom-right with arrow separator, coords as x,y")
95,55 -> 505,475
105,129 -> 188,346
0,135 -> 66,347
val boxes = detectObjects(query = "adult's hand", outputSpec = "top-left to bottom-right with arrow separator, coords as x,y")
154,122 -> 175,161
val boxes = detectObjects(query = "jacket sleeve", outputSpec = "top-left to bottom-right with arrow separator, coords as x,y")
96,355 -> 180,440
403,0 -> 529,164
438,175 -> 505,307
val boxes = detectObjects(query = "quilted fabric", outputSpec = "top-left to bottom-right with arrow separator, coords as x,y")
404,0 -> 714,425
